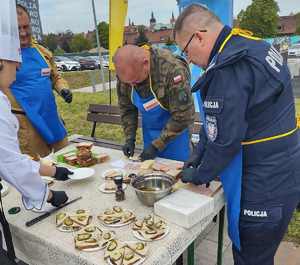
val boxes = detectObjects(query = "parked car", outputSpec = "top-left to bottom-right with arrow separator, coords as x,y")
54,56 -> 81,71
288,44 -> 300,57
72,56 -> 97,70
88,56 -> 109,69
102,55 -> 110,68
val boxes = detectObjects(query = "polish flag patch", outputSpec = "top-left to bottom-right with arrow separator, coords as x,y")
143,98 -> 159,111
173,74 -> 183,84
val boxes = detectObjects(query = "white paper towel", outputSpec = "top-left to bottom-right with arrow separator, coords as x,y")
154,189 -> 215,228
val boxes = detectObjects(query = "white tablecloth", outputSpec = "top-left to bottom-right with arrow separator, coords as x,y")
3,143 -> 225,265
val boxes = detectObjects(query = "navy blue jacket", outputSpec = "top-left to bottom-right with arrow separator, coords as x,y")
192,29 -> 300,203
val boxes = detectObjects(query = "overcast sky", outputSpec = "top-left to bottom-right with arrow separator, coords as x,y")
39,0 -> 300,34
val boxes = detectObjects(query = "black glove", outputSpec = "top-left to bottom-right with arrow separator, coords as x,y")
183,151 -> 202,169
140,144 -> 158,161
48,190 -> 68,207
122,138 -> 135,157
54,166 -> 73,181
61,89 -> 73,103
181,167 -> 203,185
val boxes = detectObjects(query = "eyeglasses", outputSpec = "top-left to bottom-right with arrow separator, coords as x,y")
181,30 -> 207,57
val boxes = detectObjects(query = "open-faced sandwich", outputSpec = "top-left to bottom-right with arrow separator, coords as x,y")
55,209 -> 92,232
74,225 -> 115,251
98,206 -> 136,227
104,239 -> 148,265
132,215 -> 169,241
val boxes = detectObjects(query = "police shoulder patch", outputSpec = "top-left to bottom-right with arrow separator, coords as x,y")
203,97 -> 223,114
206,115 -> 218,142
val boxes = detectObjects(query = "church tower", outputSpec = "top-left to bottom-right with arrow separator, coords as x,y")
170,12 -> 176,27
150,11 -> 156,30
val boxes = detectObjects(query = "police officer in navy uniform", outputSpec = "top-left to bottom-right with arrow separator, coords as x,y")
174,4 -> 300,265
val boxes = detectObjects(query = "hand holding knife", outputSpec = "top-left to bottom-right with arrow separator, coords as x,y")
25,196 -> 82,227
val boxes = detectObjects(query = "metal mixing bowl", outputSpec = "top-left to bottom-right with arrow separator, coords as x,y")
131,173 -> 175,207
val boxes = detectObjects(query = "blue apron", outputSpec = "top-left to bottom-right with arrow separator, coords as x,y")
197,91 -> 242,249
194,31 -> 244,249
11,47 -> 67,144
131,88 -> 190,161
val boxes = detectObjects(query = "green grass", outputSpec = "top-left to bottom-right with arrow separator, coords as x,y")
296,98 -> 300,116
56,89 -> 142,145
56,92 -> 300,244
286,211 -> 300,245
285,97 -> 300,245
61,70 -> 116,90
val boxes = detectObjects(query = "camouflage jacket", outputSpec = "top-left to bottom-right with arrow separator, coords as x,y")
7,38 -> 69,111
117,48 -> 195,151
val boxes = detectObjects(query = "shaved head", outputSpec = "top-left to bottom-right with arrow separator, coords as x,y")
174,4 -> 224,68
174,4 -> 222,38
113,45 -> 150,85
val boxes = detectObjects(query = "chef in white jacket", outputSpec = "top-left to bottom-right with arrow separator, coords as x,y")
0,1 -> 73,262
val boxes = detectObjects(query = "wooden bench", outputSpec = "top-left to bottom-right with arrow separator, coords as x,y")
71,104 -> 202,150
87,104 -> 202,137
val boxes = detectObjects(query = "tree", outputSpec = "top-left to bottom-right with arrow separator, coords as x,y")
296,12 -> 300,35
238,0 -> 279,38
135,26 -> 149,46
236,9 -> 245,26
54,47 -> 65,56
58,30 -> 74,53
43,33 -> 58,51
92,22 -> 109,49
70,34 -> 92,52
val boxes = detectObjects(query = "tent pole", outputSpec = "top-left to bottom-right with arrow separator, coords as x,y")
109,70 -> 112,105
91,0 -> 106,91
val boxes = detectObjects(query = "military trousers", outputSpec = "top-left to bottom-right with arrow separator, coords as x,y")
15,113 -> 68,160
232,192 -> 299,265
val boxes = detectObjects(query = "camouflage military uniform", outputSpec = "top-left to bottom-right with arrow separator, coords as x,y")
5,39 -> 68,159
117,48 -> 195,151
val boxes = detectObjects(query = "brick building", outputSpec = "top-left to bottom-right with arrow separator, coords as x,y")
278,15 -> 297,36
124,12 -> 176,45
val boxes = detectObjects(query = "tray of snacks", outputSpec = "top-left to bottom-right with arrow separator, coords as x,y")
74,225 -> 116,252
102,168 -> 136,184
55,209 -> 92,232
132,215 -> 169,241
55,142 -> 109,167
104,239 -> 148,265
98,206 -> 136,227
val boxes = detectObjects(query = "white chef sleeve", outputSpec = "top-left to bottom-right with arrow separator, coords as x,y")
0,92 -> 48,210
